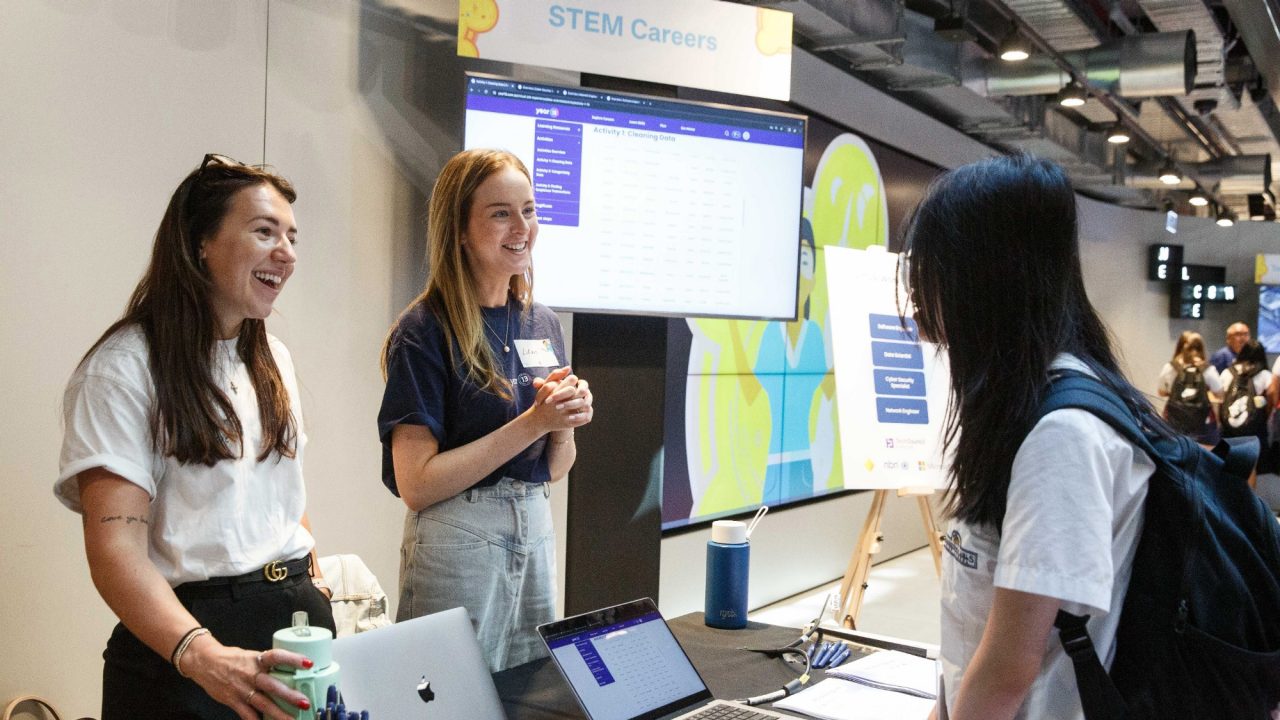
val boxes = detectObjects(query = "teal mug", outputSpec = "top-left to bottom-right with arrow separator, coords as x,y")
269,612 -> 340,718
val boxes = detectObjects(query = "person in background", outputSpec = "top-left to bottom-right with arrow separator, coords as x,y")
55,154 -> 334,719
378,148 -> 593,672
1210,322 -> 1250,373
1220,339 -> 1271,451
902,154 -> 1161,720
1158,330 -> 1223,445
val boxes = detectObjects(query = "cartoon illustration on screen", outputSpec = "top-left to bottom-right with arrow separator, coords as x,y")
675,133 -> 890,525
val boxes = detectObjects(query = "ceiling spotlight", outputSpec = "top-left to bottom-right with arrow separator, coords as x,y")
1188,190 -> 1209,207
1158,159 -> 1182,185
1057,82 -> 1087,107
998,32 -> 1030,62
1216,206 -> 1235,227
1106,125 -> 1130,144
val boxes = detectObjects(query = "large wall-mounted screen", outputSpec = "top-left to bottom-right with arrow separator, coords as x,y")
1260,285 -> 1280,353
463,74 -> 806,320
661,113 -> 944,531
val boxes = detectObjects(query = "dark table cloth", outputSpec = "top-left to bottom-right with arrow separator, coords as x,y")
493,612 -> 874,719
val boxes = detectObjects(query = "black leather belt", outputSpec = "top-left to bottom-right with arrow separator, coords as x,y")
180,556 -> 311,588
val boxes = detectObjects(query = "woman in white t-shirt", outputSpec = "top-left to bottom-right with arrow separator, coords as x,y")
1156,330 -> 1223,444
901,155 -> 1165,720
1220,340 -> 1272,412
1220,340 -> 1274,474
54,155 -> 332,720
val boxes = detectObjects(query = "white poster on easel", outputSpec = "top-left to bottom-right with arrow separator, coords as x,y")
826,246 -> 950,490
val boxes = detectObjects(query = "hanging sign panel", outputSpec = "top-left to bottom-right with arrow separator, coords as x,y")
826,246 -> 950,490
457,0 -> 793,101
1256,254 -> 1280,284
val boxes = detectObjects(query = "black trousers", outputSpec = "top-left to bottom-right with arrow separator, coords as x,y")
101,571 -> 336,720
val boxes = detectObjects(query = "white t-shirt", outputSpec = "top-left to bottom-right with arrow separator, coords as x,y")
1219,366 -> 1272,432
1220,366 -> 1272,397
55,325 -> 314,586
1157,361 -> 1223,395
939,355 -> 1155,719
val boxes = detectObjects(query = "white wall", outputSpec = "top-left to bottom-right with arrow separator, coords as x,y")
2,3 -> 271,715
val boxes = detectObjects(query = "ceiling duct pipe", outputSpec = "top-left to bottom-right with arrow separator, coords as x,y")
972,30 -> 1195,99
1200,154 -> 1273,197
1125,154 -> 1272,192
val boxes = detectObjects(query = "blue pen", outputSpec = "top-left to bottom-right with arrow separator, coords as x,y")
829,643 -> 851,668
810,641 -> 826,667
827,641 -> 848,666
817,641 -> 833,664
361,712 -> 369,720
822,641 -> 839,665
816,640 -> 839,668
832,642 -> 850,666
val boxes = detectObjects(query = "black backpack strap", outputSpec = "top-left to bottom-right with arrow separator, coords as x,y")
1211,435 -> 1262,481
1040,372 -> 1141,720
1039,373 -> 1158,458
1054,611 -> 1126,720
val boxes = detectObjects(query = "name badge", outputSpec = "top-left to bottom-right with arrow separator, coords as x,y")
514,339 -> 559,369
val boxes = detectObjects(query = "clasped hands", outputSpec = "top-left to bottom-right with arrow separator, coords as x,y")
531,365 -> 594,432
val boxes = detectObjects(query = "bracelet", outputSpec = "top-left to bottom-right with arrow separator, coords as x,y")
552,431 -> 575,445
171,627 -> 211,678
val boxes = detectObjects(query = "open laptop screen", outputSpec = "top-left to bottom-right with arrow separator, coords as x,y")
539,598 -> 714,720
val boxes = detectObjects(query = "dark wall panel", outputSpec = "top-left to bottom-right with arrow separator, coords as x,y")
566,314 -> 668,614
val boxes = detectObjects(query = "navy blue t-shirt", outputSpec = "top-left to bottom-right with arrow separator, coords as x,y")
378,297 -> 568,496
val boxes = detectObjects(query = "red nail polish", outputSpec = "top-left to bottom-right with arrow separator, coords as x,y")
301,659 -> 314,669
297,698 -> 311,710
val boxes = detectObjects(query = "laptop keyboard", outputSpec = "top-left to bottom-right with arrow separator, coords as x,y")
682,703 -> 779,719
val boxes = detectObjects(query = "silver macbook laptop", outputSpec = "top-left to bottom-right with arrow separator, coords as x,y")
331,606 -> 507,719
537,598 -> 789,720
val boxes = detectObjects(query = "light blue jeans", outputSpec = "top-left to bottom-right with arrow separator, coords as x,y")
397,478 -> 556,672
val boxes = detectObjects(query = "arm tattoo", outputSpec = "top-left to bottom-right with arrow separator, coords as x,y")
99,515 -> 148,526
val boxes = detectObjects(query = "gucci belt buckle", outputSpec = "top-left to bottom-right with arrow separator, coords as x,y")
263,560 -> 288,582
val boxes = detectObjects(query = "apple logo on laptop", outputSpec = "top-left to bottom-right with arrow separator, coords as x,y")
417,676 -> 435,704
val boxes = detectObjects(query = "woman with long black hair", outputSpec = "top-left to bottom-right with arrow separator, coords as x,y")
55,154 -> 333,720
901,155 -> 1164,719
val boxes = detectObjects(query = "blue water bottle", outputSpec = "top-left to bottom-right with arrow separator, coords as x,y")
704,519 -> 750,628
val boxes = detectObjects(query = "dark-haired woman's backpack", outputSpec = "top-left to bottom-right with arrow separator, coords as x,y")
1221,362 -> 1268,439
1163,364 -> 1211,435
1041,372 -> 1280,720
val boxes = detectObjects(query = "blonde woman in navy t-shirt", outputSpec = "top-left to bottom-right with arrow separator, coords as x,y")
378,148 -> 594,671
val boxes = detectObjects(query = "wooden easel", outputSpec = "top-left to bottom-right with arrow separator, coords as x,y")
836,486 -> 945,629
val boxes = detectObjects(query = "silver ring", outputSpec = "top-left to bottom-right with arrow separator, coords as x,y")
246,689 -> 258,704
256,652 -> 266,669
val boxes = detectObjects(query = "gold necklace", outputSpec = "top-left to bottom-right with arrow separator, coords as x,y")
219,341 -> 239,394
482,302 -> 511,353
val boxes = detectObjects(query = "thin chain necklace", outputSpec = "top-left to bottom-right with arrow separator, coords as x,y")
482,301 -> 511,353
219,341 -> 239,394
